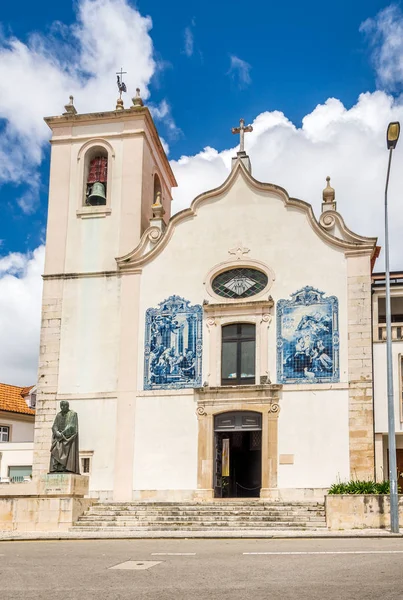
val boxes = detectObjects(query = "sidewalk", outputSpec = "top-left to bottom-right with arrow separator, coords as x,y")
1,528 -> 403,541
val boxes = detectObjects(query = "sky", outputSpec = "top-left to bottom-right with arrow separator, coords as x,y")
1,0 -> 403,384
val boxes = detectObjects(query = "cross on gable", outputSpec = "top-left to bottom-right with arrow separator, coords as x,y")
231,118 -> 253,153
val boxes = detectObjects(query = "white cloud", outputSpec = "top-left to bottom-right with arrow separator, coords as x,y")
184,26 -> 194,57
171,91 -> 403,271
0,246 -> 44,386
360,4 -> 403,91
149,99 -> 180,139
0,0 -> 160,210
227,55 -> 252,88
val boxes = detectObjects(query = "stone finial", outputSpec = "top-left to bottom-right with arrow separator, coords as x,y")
63,95 -> 77,116
152,191 -> 165,219
321,175 -> 337,214
132,88 -> 144,108
115,97 -> 124,111
323,176 -> 335,204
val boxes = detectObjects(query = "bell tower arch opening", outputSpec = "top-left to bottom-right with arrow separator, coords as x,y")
153,172 -> 162,204
84,146 -> 108,206
214,410 -> 262,498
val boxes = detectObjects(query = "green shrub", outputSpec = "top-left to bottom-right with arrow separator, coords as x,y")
328,479 -> 399,494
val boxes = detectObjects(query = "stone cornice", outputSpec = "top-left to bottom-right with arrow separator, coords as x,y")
44,106 -> 177,188
203,299 -> 274,314
42,269 -> 140,281
116,160 -> 378,271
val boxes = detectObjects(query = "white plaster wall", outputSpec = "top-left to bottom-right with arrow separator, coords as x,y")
278,389 -> 350,487
133,392 -> 198,490
58,277 -> 120,394
0,444 -> 33,479
138,173 -> 349,388
133,172 -> 351,491
373,341 -> 403,433
0,418 -> 34,443
67,399 -> 117,494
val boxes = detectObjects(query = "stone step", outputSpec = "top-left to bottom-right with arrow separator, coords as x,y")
77,512 -> 326,521
72,522 -> 326,531
78,513 -> 326,522
86,505 -> 325,512
72,520 -> 325,529
73,501 -> 326,531
94,502 -> 324,508
89,505 -> 324,513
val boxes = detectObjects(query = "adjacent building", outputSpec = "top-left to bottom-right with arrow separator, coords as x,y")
0,384 -> 36,482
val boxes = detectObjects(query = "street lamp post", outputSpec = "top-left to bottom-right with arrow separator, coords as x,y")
385,121 -> 400,533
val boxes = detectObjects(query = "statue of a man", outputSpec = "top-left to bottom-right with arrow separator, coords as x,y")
49,401 -> 80,474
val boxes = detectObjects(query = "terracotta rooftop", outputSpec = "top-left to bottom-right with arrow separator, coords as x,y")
0,383 -> 35,416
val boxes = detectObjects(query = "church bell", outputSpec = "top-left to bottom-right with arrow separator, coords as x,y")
87,181 -> 106,206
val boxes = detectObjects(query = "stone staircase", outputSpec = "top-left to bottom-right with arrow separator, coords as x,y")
72,500 -> 327,532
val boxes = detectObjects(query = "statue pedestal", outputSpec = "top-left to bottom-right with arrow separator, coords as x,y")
0,474 -> 93,532
38,473 -> 89,497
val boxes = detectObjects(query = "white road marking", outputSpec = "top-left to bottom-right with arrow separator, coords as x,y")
151,552 -> 196,556
110,560 -> 161,570
243,551 -> 403,555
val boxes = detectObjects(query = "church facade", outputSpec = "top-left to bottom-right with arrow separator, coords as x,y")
32,97 -> 380,502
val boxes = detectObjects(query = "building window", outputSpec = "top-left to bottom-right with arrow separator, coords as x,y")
0,426 -> 10,442
29,393 -> 36,409
81,457 -> 91,474
8,466 -> 32,482
377,297 -> 403,341
221,323 -> 256,386
212,268 -> 268,300
80,451 -> 93,475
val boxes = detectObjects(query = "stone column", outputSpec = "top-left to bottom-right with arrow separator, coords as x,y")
32,278 -> 64,478
260,402 -> 280,498
195,408 -> 214,499
347,254 -> 375,479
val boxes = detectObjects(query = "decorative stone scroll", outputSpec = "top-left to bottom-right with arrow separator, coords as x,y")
277,286 -> 339,384
144,295 -> 202,390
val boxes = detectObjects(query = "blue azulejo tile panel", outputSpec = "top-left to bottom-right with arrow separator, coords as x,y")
277,286 -> 339,384
144,296 -> 202,390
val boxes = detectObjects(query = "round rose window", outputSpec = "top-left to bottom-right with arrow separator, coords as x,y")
211,267 -> 268,299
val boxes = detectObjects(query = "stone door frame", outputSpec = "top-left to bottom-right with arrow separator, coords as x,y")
194,384 -> 281,500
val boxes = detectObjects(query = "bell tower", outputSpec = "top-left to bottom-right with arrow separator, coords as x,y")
43,92 -> 176,276
32,92 -> 177,489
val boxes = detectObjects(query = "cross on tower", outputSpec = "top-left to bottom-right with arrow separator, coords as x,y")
231,118 -> 253,153
116,67 -> 127,98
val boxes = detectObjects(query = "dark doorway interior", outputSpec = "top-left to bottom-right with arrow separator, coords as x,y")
214,430 -> 261,498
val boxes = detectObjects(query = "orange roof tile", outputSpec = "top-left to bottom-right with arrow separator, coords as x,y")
0,383 -> 35,416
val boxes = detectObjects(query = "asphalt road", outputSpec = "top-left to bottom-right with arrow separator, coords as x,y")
1,537 -> 403,600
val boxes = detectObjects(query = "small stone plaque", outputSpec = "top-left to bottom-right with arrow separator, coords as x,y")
109,561 -> 161,570
279,454 -> 294,465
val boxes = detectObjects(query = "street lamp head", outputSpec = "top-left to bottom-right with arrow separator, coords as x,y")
387,122 -> 400,150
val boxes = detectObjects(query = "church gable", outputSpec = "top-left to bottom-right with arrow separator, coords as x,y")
116,160 -> 377,271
